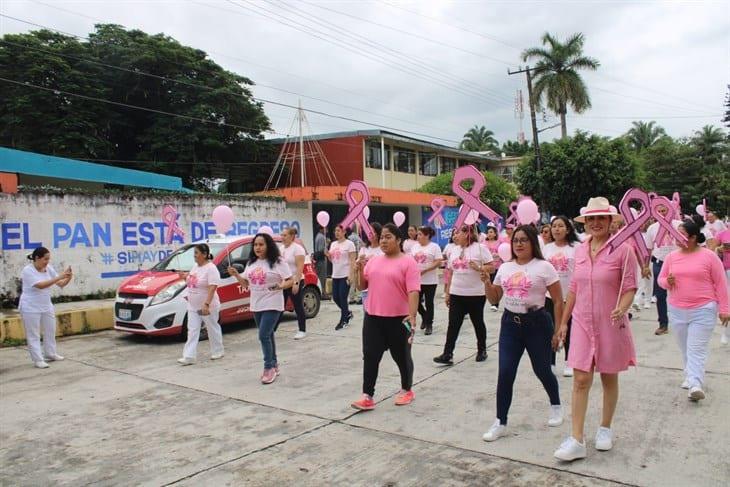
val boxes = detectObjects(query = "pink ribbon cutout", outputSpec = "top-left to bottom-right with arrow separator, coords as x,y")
427,197 -> 447,228
452,165 -> 501,229
671,192 -> 681,219
505,201 -> 519,229
340,180 -> 375,241
162,204 -> 185,245
607,189 -> 687,262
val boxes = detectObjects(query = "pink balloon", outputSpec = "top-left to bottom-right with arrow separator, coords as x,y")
516,199 -> 539,225
696,204 -> 705,217
316,210 -> 330,228
393,211 -> 406,227
259,225 -> 274,236
363,206 -> 370,220
212,205 -> 234,234
497,242 -> 512,262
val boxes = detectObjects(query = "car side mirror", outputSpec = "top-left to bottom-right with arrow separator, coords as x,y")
219,262 -> 245,279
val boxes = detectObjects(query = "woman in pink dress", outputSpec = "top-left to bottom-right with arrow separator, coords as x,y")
553,197 -> 638,462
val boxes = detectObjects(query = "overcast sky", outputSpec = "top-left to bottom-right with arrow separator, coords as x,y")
1,0 -> 728,148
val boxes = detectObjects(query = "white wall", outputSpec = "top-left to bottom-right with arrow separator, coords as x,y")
0,191 -> 312,301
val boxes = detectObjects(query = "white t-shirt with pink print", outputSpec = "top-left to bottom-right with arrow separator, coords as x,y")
447,242 -> 492,296
186,262 -> 222,311
494,258 -> 559,314
542,242 -> 576,301
329,239 -> 356,279
242,258 -> 293,312
411,242 -> 443,286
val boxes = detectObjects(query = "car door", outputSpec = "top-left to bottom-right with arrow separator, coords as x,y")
217,242 -> 252,324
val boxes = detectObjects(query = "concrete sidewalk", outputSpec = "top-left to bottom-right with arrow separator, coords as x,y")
1,300 -> 728,486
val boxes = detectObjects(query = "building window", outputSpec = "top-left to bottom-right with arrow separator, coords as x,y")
441,157 -> 456,173
394,147 -> 416,173
366,142 -> 391,170
501,166 -> 514,182
419,152 -> 438,176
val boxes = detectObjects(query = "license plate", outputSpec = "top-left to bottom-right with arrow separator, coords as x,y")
119,308 -> 132,320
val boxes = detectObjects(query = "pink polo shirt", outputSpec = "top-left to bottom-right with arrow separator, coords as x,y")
657,248 -> 729,314
363,254 -> 421,317
568,239 -> 638,374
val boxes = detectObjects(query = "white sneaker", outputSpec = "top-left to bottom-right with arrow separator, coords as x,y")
548,405 -> 564,427
554,436 -> 587,461
595,427 -> 613,451
211,353 -> 224,360
294,331 -> 307,340
631,303 -> 640,311
680,379 -> 690,389
688,386 -> 705,401
482,419 -> 507,442
643,302 -> 651,309
563,367 -> 574,377
551,365 -> 557,376
34,361 -> 50,369
721,330 -> 729,345
490,305 -> 498,312
44,354 -> 65,361
177,357 -> 195,366
651,296 -> 657,303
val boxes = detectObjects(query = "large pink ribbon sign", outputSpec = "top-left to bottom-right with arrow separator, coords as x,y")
427,197 -> 447,228
452,165 -> 501,229
607,189 -> 687,262
162,204 -> 185,244
340,180 -> 375,241
671,192 -> 681,219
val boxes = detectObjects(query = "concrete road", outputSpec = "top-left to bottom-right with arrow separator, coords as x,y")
1,300 -> 728,486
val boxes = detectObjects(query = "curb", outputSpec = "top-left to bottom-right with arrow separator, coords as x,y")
0,305 -> 114,343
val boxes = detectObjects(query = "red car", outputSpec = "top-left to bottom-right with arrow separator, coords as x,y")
114,235 -> 321,336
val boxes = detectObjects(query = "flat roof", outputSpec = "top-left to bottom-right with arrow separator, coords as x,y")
0,147 -> 188,192
267,129 -> 497,161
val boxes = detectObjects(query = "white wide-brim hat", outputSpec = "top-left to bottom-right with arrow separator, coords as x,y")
574,197 -> 621,223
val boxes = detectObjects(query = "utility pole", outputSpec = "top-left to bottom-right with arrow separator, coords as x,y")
298,99 -> 305,187
508,66 -> 541,171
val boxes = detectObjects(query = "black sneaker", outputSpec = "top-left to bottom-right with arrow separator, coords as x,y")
420,322 -> 426,330
335,322 -> 344,330
345,311 -> 353,324
424,326 -> 433,336
433,353 -> 453,365
476,350 -> 488,362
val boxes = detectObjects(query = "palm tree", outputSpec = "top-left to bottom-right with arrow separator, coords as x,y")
625,120 -> 667,152
691,125 -> 726,163
522,33 -> 599,139
459,125 -> 499,152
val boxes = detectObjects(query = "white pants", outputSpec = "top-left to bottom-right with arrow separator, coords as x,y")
634,266 -> 653,306
21,312 -> 57,363
669,302 -> 717,388
182,308 -> 223,359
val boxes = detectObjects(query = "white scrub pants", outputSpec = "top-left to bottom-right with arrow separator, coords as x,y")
634,265 -> 653,306
669,302 -> 717,389
21,312 -> 57,363
183,307 -> 223,360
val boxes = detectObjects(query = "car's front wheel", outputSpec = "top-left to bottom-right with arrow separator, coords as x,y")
179,313 -> 208,341
301,285 -> 321,319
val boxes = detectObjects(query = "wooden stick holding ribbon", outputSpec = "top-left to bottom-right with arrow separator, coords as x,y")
340,180 -> 375,242
427,197 -> 447,228
452,165 -> 501,229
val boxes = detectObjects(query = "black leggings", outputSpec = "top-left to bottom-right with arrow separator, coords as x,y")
444,294 -> 487,355
497,309 -> 561,424
545,297 -> 571,364
362,313 -> 414,397
283,280 -> 306,332
417,284 -> 437,328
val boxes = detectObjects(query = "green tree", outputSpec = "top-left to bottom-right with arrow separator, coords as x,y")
459,125 -> 499,152
522,33 -> 599,139
691,125 -> 726,163
0,26 -> 272,191
625,121 -> 667,152
418,170 -> 518,216
516,131 -> 641,217
501,139 -> 532,156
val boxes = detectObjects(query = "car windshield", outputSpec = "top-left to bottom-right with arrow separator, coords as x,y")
152,243 -> 228,272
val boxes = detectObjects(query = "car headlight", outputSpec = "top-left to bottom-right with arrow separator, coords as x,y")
149,281 -> 186,306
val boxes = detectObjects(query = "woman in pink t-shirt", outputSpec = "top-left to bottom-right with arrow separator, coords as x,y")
177,244 -> 224,366
351,223 -> 421,411
229,233 -> 294,385
658,218 -> 730,402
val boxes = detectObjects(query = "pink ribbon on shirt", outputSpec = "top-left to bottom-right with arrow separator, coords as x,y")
427,197 -> 447,228
452,165 -> 501,229
162,204 -> 185,245
340,180 -> 375,241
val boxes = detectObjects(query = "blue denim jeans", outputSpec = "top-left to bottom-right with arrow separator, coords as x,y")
653,260 -> 668,327
332,277 -> 350,323
255,310 -> 282,369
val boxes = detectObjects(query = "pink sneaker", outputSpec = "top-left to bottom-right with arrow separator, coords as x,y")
395,389 -> 415,406
351,394 -> 376,411
261,368 -> 277,384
